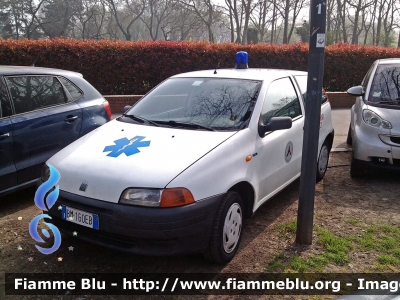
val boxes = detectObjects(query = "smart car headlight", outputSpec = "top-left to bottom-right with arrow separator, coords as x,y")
119,188 -> 195,208
362,109 -> 392,129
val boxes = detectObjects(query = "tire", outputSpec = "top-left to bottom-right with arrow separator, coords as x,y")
203,192 -> 243,264
316,141 -> 330,183
346,124 -> 352,145
350,155 -> 364,178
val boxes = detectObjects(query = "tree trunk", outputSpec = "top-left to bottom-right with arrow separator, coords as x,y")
282,0 -> 290,43
270,0 -> 276,44
398,31 -> 400,48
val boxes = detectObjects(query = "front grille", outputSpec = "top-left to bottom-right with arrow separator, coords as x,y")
393,159 -> 400,166
390,136 -> 400,145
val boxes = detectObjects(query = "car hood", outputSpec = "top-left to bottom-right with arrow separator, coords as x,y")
47,119 -> 236,203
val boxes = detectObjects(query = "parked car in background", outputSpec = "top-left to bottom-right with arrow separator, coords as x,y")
347,58 -> 400,177
0,66 -> 112,195
43,52 -> 334,264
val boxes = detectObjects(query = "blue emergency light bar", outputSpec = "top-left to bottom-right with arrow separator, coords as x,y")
235,51 -> 248,69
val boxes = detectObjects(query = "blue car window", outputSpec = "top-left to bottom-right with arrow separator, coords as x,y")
5,76 -> 67,115
59,77 -> 83,101
0,78 -> 12,118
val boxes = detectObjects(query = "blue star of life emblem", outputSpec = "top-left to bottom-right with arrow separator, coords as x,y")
103,136 -> 150,157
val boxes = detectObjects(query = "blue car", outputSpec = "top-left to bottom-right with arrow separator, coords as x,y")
0,66 -> 111,195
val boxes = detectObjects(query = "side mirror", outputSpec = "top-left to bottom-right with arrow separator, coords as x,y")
123,105 -> 132,114
258,117 -> 292,137
347,86 -> 364,96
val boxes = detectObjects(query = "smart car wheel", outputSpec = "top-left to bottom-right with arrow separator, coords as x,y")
350,154 -> 364,178
203,192 -> 243,264
316,141 -> 330,182
346,124 -> 352,145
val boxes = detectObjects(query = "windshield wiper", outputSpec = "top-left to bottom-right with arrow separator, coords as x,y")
377,100 -> 400,105
122,114 -> 160,127
155,120 -> 216,131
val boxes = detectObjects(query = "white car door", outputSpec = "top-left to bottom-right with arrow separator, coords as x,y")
254,77 -> 304,204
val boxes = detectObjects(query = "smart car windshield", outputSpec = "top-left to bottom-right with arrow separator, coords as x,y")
122,78 -> 262,131
368,64 -> 400,105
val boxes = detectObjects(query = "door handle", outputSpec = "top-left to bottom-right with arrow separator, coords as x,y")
0,132 -> 10,139
65,115 -> 79,123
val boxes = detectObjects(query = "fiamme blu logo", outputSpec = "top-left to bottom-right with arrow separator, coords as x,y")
29,164 -> 62,254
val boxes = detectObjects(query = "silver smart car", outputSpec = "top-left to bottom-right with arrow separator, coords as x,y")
347,58 -> 400,177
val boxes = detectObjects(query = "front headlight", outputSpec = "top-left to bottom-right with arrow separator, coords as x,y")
40,163 -> 50,182
120,189 -> 161,207
362,109 -> 392,129
119,188 -> 195,208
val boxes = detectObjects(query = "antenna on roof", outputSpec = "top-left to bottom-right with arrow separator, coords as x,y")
214,60 -> 220,74
31,38 -> 48,67
31,51 -> 42,67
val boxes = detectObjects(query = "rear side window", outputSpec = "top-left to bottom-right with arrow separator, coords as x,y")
261,77 -> 302,125
5,76 -> 67,115
294,75 -> 328,105
59,77 -> 83,101
0,78 -> 12,118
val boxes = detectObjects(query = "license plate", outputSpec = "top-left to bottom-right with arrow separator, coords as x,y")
61,206 -> 99,230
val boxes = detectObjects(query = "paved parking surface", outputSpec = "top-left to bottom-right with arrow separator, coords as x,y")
331,109 -> 351,151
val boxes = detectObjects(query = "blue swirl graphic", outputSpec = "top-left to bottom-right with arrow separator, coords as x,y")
34,164 -> 60,211
30,164 -> 62,255
29,214 -> 61,254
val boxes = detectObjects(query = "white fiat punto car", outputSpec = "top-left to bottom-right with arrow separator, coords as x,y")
42,52 -> 334,264
347,58 -> 400,177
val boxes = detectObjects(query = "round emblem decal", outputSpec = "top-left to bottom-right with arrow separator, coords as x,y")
285,141 -> 293,163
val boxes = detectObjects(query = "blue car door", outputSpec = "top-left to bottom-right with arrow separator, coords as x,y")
0,77 -> 17,192
5,75 -> 83,185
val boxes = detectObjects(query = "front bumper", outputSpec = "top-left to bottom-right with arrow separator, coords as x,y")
352,158 -> 400,174
47,190 -> 223,256
353,125 -> 393,162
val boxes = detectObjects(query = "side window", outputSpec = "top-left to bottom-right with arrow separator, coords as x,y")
0,78 -> 13,118
261,77 -> 302,125
59,77 -> 83,101
5,76 -> 67,115
362,63 -> 375,90
294,75 -> 327,105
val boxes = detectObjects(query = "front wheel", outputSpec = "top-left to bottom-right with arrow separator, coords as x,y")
350,155 -> 364,178
346,124 -> 352,145
203,192 -> 243,264
316,141 -> 330,183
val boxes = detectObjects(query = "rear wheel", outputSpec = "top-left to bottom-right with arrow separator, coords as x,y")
203,192 -> 243,264
316,141 -> 330,182
346,124 -> 352,145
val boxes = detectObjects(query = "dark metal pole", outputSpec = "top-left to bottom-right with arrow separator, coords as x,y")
296,0 -> 327,244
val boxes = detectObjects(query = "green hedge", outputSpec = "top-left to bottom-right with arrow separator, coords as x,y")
0,38 -> 399,94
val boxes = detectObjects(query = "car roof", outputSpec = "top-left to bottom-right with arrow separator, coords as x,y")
0,65 -> 83,77
376,58 -> 400,65
171,68 -> 307,81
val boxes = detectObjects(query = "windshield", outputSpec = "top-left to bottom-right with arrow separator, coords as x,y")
368,64 -> 400,104
123,78 -> 262,131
